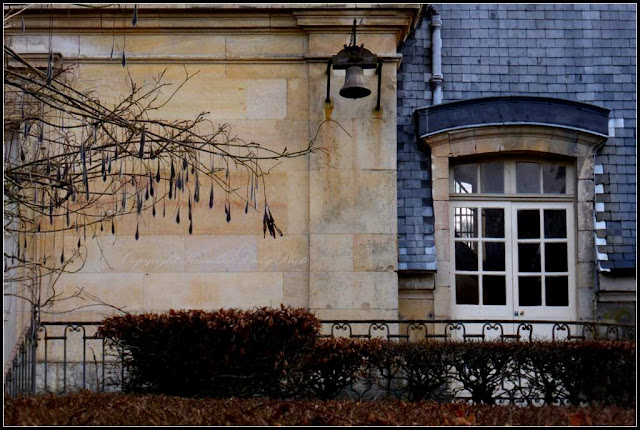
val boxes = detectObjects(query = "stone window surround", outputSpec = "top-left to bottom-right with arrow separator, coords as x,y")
423,125 -> 606,321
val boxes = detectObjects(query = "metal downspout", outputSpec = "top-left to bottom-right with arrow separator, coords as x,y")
428,5 -> 443,105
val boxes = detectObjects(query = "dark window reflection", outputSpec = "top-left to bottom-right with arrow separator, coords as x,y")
519,276 -> 542,306
481,162 -> 505,193
456,274 -> 479,305
542,164 -> 566,194
518,210 -> 540,239
455,241 -> 478,271
516,162 -> 541,193
483,275 -> 506,305
519,244 -> 541,272
482,208 -> 505,238
545,243 -> 568,272
454,164 -> 477,194
546,276 -> 569,306
483,242 -> 505,271
544,210 -> 567,238
455,208 -> 478,238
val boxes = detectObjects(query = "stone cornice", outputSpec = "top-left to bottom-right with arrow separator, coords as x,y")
6,4 -> 421,43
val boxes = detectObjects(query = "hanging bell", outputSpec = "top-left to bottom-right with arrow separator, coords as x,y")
339,66 -> 371,99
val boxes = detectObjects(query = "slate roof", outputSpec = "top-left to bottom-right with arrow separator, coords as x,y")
397,3 -> 636,272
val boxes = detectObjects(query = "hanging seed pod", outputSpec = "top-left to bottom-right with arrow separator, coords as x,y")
101,155 -> 106,181
145,186 -> 149,201
132,4 -> 138,26
46,157 -> 51,175
37,222 -> 41,233
150,180 -> 154,197
135,223 -> 139,240
122,50 -> 126,68
122,190 -> 127,210
156,160 -> 161,182
21,16 -> 25,31
66,206 -> 70,227
119,160 -> 123,179
209,184 -> 214,209
188,196 -> 192,221
152,201 -> 156,217
46,50 -> 53,86
245,201 -> 249,214
20,148 -> 26,162
100,221 -> 104,232
182,155 -> 188,171
114,143 -> 119,160
226,202 -> 231,223
49,201 -> 53,224
108,155 -> 112,174
137,191 -> 143,214
23,121 -> 30,139
185,168 -> 189,184
176,207 -> 181,224
191,164 -> 196,174
80,140 -> 89,200
110,38 -> 115,60
111,219 -> 115,235
168,180 -> 173,200
139,128 -> 145,158
163,199 -> 166,217
189,220 -> 193,235
56,164 -> 61,182
77,237 -> 81,249
60,250 -> 65,264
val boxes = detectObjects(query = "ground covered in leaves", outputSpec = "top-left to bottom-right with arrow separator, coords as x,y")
4,392 -> 635,426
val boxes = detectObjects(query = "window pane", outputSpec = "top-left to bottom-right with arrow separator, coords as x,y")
482,208 -> 504,238
454,208 -> 478,238
454,164 -> 477,193
545,243 -> 568,272
455,241 -> 478,271
517,210 -> 540,239
456,274 -> 479,305
519,276 -> 542,306
519,244 -> 541,272
542,164 -> 566,194
483,242 -> 505,271
480,162 -> 504,193
483,275 -> 506,305
544,210 -> 567,238
546,276 -> 569,306
516,162 -> 540,193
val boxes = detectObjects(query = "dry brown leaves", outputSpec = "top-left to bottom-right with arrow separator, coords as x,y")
4,392 -> 636,426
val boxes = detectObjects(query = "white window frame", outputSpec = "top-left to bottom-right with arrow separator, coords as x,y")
449,158 -> 577,322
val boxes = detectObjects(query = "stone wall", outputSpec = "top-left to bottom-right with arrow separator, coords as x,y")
5,5 -> 420,331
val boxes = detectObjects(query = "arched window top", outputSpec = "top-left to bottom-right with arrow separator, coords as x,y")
415,96 -> 610,139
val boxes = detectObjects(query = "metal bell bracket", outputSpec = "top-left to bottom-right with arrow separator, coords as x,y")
325,19 -> 383,111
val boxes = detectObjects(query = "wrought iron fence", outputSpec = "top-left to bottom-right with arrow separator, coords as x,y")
319,319 -> 636,342
4,318 -> 635,397
3,311 -> 38,397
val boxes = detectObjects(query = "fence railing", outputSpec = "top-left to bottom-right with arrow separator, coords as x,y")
3,312 -> 38,397
4,318 -> 635,397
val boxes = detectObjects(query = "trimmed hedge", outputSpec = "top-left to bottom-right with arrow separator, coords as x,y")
4,393 -> 637,426
99,308 -> 635,405
98,306 -> 321,398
